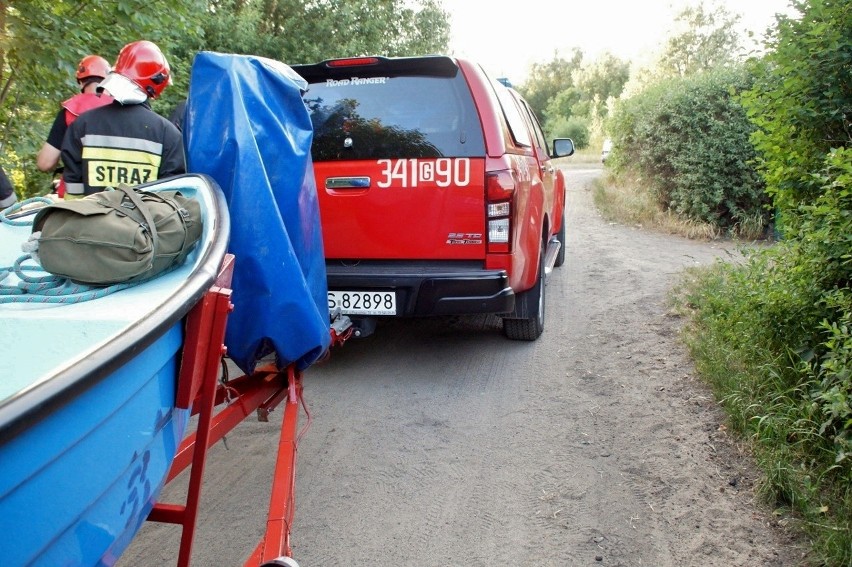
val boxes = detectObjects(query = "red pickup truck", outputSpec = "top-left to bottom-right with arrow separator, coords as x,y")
291,55 -> 574,340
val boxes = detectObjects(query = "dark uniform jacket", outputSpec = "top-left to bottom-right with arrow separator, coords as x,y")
0,165 -> 15,209
61,101 -> 185,197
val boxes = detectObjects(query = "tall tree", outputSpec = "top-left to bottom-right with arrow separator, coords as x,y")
196,0 -> 449,65
518,48 -> 583,121
536,51 -> 629,147
572,53 -> 630,109
658,1 -> 742,77
564,51 -> 630,120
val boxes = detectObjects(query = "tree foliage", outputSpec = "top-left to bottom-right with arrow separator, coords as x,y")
197,0 -> 449,65
658,0 -> 743,77
1,0 -> 203,195
740,0 -> 852,224
0,0 -> 449,198
520,50 -> 628,150
571,52 -> 630,114
517,48 -> 583,121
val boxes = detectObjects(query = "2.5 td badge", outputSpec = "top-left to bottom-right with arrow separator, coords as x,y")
446,232 -> 482,245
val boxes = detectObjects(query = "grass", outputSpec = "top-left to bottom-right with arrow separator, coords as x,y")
591,169 -> 721,240
556,146 -> 605,166
673,264 -> 852,566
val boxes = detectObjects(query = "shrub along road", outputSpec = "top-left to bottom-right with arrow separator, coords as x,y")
122,164 -> 807,566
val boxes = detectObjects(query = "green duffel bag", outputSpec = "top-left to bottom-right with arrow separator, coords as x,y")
32,184 -> 202,285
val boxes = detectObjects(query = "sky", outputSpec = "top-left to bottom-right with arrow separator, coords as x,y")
440,0 -> 798,84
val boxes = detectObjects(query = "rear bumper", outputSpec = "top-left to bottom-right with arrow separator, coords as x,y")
326,260 -> 515,316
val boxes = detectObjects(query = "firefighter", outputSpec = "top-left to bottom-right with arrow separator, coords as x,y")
36,55 -> 114,197
61,40 -> 185,199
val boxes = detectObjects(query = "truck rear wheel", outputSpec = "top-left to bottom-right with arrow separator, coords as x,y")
503,247 -> 545,341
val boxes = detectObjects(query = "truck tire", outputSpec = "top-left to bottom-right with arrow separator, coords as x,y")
554,216 -> 566,268
503,247 -> 545,341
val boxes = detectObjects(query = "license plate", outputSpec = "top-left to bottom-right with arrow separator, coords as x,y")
328,290 -> 396,315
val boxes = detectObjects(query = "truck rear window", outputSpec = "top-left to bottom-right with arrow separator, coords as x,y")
301,73 -> 486,161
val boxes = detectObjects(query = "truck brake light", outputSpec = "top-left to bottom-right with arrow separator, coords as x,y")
485,171 -> 515,253
327,57 -> 380,68
486,170 -> 515,201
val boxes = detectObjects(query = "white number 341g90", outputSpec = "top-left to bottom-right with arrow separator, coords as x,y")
377,158 -> 470,189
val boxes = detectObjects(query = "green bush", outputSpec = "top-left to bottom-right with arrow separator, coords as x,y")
547,115 -> 589,149
795,149 -> 852,465
608,66 -> 769,235
734,0 -> 852,492
680,148 -> 852,567
741,0 -> 852,228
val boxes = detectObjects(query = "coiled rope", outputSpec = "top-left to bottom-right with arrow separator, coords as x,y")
0,197 -> 54,226
0,197 -> 136,304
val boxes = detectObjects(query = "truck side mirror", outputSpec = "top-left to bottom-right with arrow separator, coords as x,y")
552,138 -> 574,158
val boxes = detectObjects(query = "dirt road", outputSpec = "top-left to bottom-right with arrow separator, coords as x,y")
121,164 -> 805,566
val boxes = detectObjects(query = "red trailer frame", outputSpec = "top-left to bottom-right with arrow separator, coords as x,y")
146,254 -> 352,566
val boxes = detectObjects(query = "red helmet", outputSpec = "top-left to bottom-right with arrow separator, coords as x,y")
112,40 -> 172,99
76,55 -> 111,82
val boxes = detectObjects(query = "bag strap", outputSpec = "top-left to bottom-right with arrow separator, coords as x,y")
116,184 -> 160,255
155,192 -> 192,258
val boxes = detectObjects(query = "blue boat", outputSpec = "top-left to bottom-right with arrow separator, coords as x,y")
0,174 -> 230,566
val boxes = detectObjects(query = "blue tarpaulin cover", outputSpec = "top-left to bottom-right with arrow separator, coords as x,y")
184,51 -> 330,373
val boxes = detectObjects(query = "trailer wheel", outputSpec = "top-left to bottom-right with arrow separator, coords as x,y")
260,557 -> 300,567
503,246 -> 545,341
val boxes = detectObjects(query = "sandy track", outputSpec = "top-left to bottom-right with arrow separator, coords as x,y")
121,165 -> 805,566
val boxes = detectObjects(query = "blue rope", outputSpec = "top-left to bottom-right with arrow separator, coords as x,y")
0,254 -> 139,304
1,199 -> 146,304
0,196 -> 54,226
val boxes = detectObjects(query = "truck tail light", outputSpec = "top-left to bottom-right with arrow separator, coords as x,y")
486,170 -> 516,253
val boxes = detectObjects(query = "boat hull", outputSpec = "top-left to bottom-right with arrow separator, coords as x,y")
0,327 -> 189,566
0,174 -> 231,566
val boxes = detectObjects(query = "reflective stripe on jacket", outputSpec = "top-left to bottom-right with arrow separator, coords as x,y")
61,102 -> 185,197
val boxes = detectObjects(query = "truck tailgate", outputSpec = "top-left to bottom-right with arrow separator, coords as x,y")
318,157 -> 486,260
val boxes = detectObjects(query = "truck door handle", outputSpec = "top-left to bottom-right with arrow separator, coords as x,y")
326,177 -> 371,189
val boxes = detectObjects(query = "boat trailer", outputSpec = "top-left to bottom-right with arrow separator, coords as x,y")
146,254 -> 353,566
